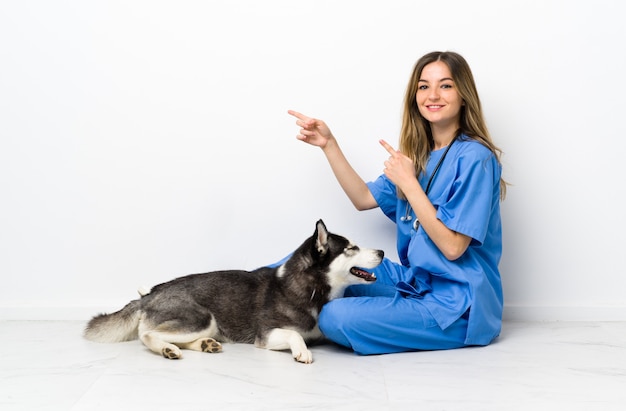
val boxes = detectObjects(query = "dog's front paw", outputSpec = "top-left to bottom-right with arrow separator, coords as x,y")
162,346 -> 182,359
294,349 -> 313,364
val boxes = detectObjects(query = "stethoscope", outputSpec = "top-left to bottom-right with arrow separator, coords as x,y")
401,136 -> 457,231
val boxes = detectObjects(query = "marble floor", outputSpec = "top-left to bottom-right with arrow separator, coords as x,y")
1,321 -> 625,411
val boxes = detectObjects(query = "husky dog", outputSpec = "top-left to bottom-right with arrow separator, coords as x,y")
84,220 -> 383,363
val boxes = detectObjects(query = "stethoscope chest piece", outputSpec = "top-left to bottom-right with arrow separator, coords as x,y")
413,218 -> 420,231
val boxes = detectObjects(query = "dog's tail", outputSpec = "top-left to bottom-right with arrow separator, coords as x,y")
84,300 -> 142,343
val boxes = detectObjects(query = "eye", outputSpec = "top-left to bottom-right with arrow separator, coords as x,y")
418,85 -> 428,90
441,83 -> 453,89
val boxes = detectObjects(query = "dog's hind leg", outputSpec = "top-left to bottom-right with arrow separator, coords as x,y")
257,328 -> 313,364
139,318 -> 222,359
138,317 -> 189,359
177,337 -> 222,353
173,319 -> 222,353
138,323 -> 183,359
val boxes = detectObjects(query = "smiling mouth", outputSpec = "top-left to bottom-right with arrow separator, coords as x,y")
350,267 -> 377,282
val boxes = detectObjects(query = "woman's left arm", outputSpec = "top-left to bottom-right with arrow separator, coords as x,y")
403,181 -> 472,260
380,140 -> 471,260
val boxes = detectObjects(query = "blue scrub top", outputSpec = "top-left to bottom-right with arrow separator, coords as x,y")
366,136 -> 503,346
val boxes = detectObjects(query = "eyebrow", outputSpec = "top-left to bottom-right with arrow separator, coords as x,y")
418,77 -> 454,83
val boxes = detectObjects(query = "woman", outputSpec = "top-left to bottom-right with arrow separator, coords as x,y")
288,51 -> 506,355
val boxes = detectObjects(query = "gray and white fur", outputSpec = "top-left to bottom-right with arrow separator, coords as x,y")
84,220 -> 383,363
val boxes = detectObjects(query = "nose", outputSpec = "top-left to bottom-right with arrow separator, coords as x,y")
428,87 -> 440,100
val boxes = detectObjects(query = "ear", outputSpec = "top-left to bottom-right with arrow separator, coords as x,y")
315,219 -> 329,255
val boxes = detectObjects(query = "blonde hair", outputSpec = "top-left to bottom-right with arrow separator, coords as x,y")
399,51 -> 507,199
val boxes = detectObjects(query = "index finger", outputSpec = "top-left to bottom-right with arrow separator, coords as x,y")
288,109 -> 309,122
287,109 -> 315,127
379,139 -> 399,156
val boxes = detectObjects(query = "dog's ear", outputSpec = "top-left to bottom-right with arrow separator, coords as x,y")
315,219 -> 329,255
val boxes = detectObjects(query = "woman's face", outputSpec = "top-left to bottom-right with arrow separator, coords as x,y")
416,61 -> 463,131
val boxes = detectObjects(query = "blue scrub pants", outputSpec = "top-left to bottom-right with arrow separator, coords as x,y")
318,258 -> 470,355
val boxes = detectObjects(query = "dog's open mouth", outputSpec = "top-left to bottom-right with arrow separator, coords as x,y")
350,267 -> 377,282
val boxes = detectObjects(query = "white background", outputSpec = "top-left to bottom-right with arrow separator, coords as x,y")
1,0 -> 624,320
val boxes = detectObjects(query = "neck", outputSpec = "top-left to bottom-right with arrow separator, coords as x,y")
431,124 -> 458,150
433,135 -> 457,150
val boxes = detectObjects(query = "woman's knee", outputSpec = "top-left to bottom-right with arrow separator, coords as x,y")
318,301 -> 352,348
319,300 -> 344,332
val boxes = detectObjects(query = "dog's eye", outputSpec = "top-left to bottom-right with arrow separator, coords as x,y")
345,245 -> 360,254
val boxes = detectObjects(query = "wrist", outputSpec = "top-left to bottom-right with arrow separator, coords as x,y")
321,136 -> 338,152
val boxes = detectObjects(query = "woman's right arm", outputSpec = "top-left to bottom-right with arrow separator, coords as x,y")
288,110 -> 378,211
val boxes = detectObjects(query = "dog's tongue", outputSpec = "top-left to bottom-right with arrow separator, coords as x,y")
350,267 -> 377,282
